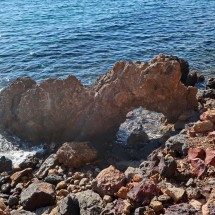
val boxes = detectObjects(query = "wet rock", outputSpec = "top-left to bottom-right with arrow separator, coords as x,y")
193,120 -> 214,133
158,155 -> 177,179
92,165 -> 126,197
19,155 -> 39,170
206,77 -> 215,89
205,148 -> 215,166
165,203 -> 196,215
57,194 -> 79,215
190,158 -> 207,178
10,168 -> 33,187
1,183 -> 11,194
188,148 -> 205,161
8,196 -> 19,207
20,182 -> 56,211
44,174 -> 64,185
165,134 -> 189,156
35,154 -> 57,179
56,142 -> 97,168
0,156 -> 12,173
165,187 -> 185,203
76,190 -> 103,215
186,71 -> 198,86
127,179 -> 159,206
0,55 -> 198,142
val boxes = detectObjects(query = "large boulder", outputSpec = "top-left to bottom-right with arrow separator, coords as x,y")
20,182 -> 55,211
56,142 -> 97,168
0,54 -> 198,142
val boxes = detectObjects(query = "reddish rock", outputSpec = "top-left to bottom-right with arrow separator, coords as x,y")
205,148 -> 215,166
115,187 -> 129,199
200,109 -> 215,122
165,203 -> 196,215
0,198 -> 10,215
208,131 -> 215,138
190,158 -> 207,178
92,165 -> 126,197
127,179 -> 159,206
56,142 -> 97,168
10,168 -> 33,187
193,120 -> 214,133
188,148 -> 205,161
20,182 -> 55,211
0,54 -> 198,142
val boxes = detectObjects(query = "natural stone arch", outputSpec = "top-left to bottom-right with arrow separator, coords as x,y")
0,54 -> 198,143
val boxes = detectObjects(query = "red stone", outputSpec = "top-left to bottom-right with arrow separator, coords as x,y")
190,158 -> 207,178
188,148 -> 205,161
127,179 -> 159,206
205,148 -> 215,166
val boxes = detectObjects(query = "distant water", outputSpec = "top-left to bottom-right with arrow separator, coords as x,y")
0,0 -> 215,166
0,0 -> 215,89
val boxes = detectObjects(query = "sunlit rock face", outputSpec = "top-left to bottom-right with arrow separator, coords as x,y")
0,54 -> 198,143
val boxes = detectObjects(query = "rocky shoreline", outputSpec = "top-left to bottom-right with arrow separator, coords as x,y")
0,54 -> 215,215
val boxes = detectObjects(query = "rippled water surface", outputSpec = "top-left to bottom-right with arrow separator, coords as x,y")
0,0 -> 215,88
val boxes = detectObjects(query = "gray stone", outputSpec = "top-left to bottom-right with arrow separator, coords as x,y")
76,190 -> 103,215
8,196 -> 19,207
158,156 -> 177,179
35,154 -> 57,179
20,182 -> 55,211
165,134 -> 189,156
44,174 -> 64,185
57,194 -> 79,215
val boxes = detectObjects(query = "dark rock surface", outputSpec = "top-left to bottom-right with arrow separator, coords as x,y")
0,156 -> 12,173
20,182 -> 55,211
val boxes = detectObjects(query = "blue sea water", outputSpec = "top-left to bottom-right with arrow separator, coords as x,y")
0,0 -> 215,88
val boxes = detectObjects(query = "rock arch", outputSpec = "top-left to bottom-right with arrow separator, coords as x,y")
0,54 -> 198,142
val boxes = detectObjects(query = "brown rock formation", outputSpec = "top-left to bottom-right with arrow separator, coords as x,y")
0,54 -> 198,142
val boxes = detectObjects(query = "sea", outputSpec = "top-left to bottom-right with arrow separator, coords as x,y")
0,0 -> 215,166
